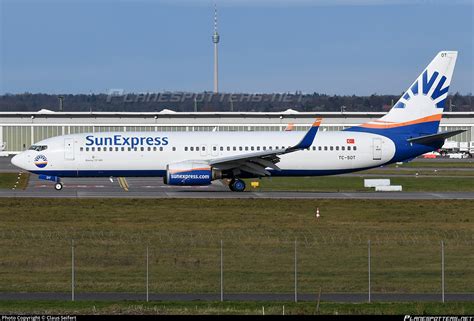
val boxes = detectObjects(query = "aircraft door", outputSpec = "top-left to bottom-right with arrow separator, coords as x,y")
372,138 -> 382,160
64,138 -> 75,160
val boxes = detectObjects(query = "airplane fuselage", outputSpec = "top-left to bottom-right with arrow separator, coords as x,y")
13,130 -> 423,178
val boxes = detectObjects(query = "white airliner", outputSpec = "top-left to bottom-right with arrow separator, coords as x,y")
12,51 -> 464,192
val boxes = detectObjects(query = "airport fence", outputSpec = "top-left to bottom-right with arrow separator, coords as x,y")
0,228 -> 472,301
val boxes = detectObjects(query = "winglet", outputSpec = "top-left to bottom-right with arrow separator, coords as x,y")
288,118 -> 322,151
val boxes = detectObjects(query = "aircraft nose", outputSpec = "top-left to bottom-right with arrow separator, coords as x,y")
11,154 -> 23,169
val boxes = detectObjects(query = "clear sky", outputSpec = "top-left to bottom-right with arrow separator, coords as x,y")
0,0 -> 472,95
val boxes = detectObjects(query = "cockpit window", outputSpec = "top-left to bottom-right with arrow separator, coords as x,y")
29,145 -> 48,152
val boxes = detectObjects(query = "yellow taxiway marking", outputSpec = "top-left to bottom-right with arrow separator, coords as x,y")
118,177 -> 129,192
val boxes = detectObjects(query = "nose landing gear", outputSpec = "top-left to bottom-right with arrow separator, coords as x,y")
38,174 -> 63,191
229,179 -> 246,192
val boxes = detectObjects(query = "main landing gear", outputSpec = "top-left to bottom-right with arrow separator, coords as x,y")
229,179 -> 246,192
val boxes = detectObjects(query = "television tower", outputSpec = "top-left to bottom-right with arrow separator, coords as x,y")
212,4 -> 220,93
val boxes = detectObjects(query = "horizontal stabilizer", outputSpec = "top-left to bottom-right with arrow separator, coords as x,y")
407,129 -> 466,145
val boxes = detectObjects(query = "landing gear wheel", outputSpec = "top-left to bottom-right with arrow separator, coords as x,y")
54,182 -> 63,191
229,179 -> 246,192
229,180 -> 236,192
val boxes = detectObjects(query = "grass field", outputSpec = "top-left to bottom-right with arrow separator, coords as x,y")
0,172 -> 29,189
0,300 -> 472,315
245,176 -> 474,192
0,198 -> 472,294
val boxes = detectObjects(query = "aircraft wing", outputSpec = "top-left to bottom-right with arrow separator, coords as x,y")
208,118 -> 322,177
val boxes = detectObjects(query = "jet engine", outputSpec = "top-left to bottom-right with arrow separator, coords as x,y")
163,161 -> 222,186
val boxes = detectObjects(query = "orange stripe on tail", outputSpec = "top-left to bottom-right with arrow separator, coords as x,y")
360,114 -> 442,129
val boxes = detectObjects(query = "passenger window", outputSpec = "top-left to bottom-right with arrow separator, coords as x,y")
263,146 -> 266,151
347,146 -> 351,151
220,146 -> 224,151
172,147 -> 176,151
342,146 -> 345,151
324,146 -> 328,151
109,147 -> 113,151
196,147 -> 200,151
202,147 -> 206,151
98,147 -> 101,151
233,147 -> 236,151
227,146 -> 230,151
128,147 -> 131,151
115,147 -> 119,151
213,146 -> 217,151
257,146 -> 260,151
140,147 -> 144,151
160,147 -> 163,151
336,146 -> 339,151
86,147 -> 89,152
185,147 -> 188,151
318,146 -> 322,151
91,147 -> 95,151
245,147 -> 249,151
80,147 -> 84,152
251,146 -> 254,151
239,147 -> 243,151
147,147 -> 151,151
190,147 -> 194,151
330,146 -> 334,151
353,146 -> 357,151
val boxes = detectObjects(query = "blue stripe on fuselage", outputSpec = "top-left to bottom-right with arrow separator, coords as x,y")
32,168 -> 381,178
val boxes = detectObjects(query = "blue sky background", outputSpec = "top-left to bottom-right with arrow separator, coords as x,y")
1,0 -> 472,95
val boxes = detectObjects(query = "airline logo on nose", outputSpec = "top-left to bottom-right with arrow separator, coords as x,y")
34,155 -> 48,168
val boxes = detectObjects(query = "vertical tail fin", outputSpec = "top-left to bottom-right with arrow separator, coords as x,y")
355,51 -> 458,135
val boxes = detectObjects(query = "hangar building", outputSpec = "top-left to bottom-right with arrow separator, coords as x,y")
0,110 -> 472,154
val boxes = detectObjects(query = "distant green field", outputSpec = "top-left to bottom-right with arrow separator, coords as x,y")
245,176 -> 474,192
0,198 -> 472,294
359,169 -> 474,177
389,161 -> 474,169
0,300 -> 472,315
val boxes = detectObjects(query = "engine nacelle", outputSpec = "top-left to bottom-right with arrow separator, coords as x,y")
164,161 -> 221,186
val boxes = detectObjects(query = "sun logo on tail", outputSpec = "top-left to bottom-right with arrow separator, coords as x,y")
394,70 -> 450,109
